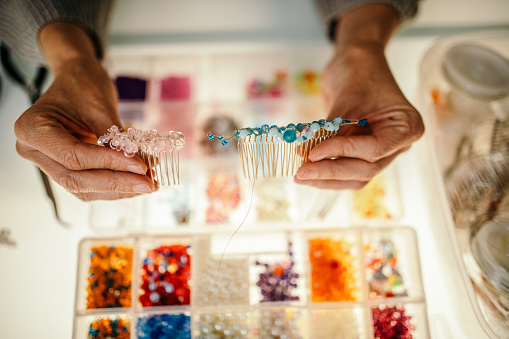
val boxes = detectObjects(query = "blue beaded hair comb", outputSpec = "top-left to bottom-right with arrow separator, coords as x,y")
208,116 -> 367,179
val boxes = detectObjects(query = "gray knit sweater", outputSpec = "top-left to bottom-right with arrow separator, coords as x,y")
0,0 -> 417,64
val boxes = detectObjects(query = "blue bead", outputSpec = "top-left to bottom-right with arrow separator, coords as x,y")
286,123 -> 296,130
234,130 -> 241,138
221,139 -> 228,146
334,116 -> 343,124
246,128 -> 254,135
344,119 -> 351,123
207,134 -> 214,140
253,128 -> 262,136
261,124 -> 269,133
358,118 -> 368,126
279,127 -> 285,133
319,119 -> 326,126
217,135 -> 224,140
283,129 -> 297,143
296,123 -> 304,132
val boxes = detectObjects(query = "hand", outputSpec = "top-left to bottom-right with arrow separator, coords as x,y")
14,23 -> 155,201
295,4 -> 424,190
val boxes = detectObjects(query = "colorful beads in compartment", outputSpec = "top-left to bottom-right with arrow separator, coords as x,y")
371,305 -> 415,339
196,313 -> 250,338
312,309 -> 365,339
206,173 -> 241,224
255,242 -> 300,302
354,174 -> 391,219
193,239 -> 249,306
139,244 -> 191,307
136,314 -> 190,339
256,309 -> 303,338
309,238 -> 358,302
88,316 -> 130,339
365,239 -> 407,299
87,246 -> 133,309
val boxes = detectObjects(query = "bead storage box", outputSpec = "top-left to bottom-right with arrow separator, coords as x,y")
73,226 -> 429,338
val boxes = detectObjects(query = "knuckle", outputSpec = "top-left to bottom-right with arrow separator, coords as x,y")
353,181 -> 369,190
57,145 -> 83,170
57,172 -> 81,193
108,173 -> 125,192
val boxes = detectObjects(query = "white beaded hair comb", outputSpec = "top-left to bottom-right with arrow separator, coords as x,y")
207,116 -> 368,179
97,126 -> 185,186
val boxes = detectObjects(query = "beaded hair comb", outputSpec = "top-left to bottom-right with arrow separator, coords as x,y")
208,116 -> 367,179
97,126 -> 185,186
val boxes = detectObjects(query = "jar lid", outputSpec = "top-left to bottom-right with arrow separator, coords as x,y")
443,43 -> 509,99
471,219 -> 509,293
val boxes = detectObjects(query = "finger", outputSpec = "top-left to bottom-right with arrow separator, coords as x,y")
21,147 -> 155,194
295,152 -> 400,182
74,192 -> 144,202
309,130 -> 411,163
294,177 -> 369,190
16,122 -> 148,174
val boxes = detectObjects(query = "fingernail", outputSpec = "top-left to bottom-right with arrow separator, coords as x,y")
302,170 -> 318,179
133,184 -> 152,193
128,165 -> 146,175
312,154 -> 330,162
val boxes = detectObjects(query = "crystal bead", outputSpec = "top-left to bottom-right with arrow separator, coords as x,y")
283,130 -> 297,143
334,116 -> 343,124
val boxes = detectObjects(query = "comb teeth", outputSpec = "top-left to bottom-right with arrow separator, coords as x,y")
138,146 -> 181,186
238,129 -> 339,179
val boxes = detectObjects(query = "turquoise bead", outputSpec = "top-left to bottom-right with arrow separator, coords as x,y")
283,129 -> 297,143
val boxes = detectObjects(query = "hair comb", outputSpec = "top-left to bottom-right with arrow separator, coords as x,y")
97,125 -> 185,186
207,116 -> 368,179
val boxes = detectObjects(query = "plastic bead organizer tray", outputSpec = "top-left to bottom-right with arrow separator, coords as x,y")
73,226 -> 429,338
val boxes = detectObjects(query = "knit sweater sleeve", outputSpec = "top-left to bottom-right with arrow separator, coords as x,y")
314,0 -> 419,41
0,0 -> 114,64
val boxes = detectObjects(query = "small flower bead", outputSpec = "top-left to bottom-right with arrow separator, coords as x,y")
334,116 -> 343,125
234,130 -> 241,138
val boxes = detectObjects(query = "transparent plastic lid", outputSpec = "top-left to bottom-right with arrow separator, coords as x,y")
471,220 -> 509,293
443,43 -> 509,99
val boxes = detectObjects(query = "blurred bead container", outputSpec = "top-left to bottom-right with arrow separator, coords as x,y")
308,231 -> 362,302
136,313 -> 191,339
193,311 -> 251,338
137,239 -> 191,307
192,237 -> 250,307
420,32 -> 509,337
74,227 -> 428,338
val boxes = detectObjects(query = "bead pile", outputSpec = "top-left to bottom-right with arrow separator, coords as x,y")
139,244 -> 191,307
309,238 -> 358,302
257,309 -> 303,338
97,125 -> 185,186
196,313 -> 250,338
246,71 -> 287,98
255,242 -> 300,302
371,305 -> 415,339
312,309 -> 363,339
207,116 -> 367,179
255,178 -> 290,221
87,246 -> 132,309
365,239 -> 407,299
193,239 -> 250,306
294,70 -> 321,95
206,174 -> 241,224
88,316 -> 130,339
136,314 -> 191,339
354,174 -> 391,219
